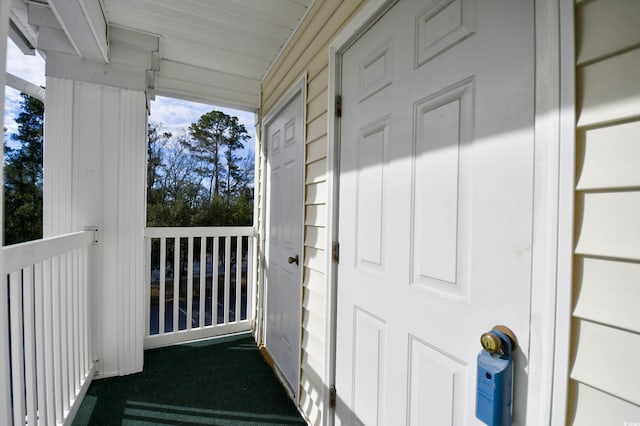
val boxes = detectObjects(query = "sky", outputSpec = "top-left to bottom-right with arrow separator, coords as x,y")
3,38 -> 256,151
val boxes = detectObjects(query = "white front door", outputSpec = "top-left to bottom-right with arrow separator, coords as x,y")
335,0 -> 535,424
264,89 -> 304,396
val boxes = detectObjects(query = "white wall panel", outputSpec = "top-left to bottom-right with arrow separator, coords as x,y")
44,77 -> 146,377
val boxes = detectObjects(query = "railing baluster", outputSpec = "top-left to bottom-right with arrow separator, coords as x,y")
186,236 -> 194,330
9,271 -> 26,426
212,237 -> 219,325
72,248 -> 80,393
67,252 -> 75,408
159,237 -> 166,335
199,236 -> 207,328
0,272 -> 11,426
246,236 -> 254,322
53,254 -> 63,423
236,236 -> 242,322
23,266 -> 38,425
79,247 -> 86,379
145,237 -> 151,338
224,237 -> 231,324
173,238 -> 180,332
60,252 -> 70,412
34,262 -> 49,425
83,246 -> 90,375
44,258 -> 57,424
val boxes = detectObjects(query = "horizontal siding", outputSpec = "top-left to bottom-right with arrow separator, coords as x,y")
260,1 -> 367,422
306,136 -> 327,163
576,0 -> 640,65
308,67 -> 329,100
306,160 -> 328,184
306,181 -> 328,205
308,89 -> 329,122
568,382 -> 640,426
570,320 -> 640,405
573,257 -> 640,333
570,0 -> 640,422
305,225 -> 327,249
263,0 -> 364,113
576,122 -> 640,190
305,205 -> 327,228
574,191 -> 640,260
577,48 -> 640,127
300,370 -> 324,425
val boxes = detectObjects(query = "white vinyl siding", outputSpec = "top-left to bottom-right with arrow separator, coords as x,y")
569,0 -> 640,421
260,1 -> 366,424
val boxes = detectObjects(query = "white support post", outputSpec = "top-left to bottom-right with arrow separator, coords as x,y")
0,1 -> 11,420
44,77 -> 147,377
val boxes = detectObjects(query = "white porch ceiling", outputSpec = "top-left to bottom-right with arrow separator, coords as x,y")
8,0 -> 315,111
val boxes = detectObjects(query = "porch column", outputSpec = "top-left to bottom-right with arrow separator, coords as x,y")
43,75 -> 147,377
1,1 -> 12,422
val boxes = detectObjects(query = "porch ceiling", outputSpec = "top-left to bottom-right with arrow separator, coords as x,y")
8,0 -> 315,111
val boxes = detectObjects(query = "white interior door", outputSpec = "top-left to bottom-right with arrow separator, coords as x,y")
264,89 -> 304,396
335,0 -> 535,424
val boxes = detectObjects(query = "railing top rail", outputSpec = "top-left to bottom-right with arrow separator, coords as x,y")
3,230 -> 94,273
144,226 -> 254,239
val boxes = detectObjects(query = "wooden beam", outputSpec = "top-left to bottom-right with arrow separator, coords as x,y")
48,0 -> 109,63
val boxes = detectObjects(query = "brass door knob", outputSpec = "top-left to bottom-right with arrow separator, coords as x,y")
288,255 -> 299,265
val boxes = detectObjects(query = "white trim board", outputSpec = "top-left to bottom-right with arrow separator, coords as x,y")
324,0 -> 573,424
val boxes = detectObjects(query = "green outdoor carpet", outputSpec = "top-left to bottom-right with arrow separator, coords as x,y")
73,333 -> 306,425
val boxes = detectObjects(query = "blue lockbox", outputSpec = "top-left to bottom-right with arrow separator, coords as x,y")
476,349 -> 513,426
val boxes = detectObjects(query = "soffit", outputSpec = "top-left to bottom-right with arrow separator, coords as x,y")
9,0 -> 315,111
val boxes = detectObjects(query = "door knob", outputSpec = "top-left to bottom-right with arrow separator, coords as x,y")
288,255 -> 299,265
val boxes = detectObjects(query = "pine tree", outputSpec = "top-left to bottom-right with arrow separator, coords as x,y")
187,111 -> 232,202
4,93 -> 44,245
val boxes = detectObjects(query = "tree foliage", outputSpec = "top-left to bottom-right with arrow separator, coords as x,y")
4,93 -> 44,245
3,101 -> 252,244
146,110 -> 254,227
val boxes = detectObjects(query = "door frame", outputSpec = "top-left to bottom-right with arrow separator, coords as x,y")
324,0 -> 576,424
258,74 -> 307,401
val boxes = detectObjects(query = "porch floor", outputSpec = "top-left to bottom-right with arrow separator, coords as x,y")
72,333 -> 306,425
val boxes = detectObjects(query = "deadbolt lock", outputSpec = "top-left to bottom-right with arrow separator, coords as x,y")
480,325 -> 518,357
480,332 -> 502,354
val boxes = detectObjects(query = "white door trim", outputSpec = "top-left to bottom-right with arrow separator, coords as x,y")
259,74 -> 307,402
527,1 -> 576,424
550,1 -> 576,424
324,1 -> 575,424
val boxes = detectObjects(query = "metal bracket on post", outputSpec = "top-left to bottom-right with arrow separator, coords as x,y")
84,226 -> 99,244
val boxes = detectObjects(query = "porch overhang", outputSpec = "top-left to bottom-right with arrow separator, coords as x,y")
8,0 -> 315,112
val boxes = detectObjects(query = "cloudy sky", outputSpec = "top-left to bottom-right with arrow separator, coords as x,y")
4,39 -> 256,149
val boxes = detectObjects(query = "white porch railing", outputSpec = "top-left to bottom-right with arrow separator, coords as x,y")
144,227 -> 255,349
1,230 -> 96,426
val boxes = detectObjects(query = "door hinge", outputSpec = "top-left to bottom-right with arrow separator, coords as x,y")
329,385 -> 337,408
332,241 -> 340,264
335,95 -> 342,117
